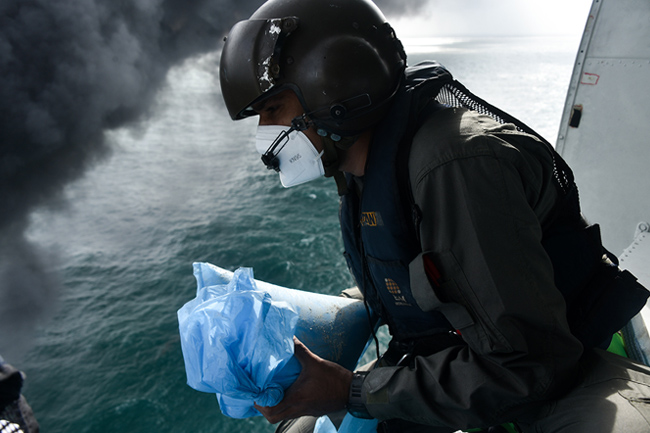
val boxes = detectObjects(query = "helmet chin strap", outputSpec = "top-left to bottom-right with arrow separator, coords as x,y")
319,133 -> 358,196
291,114 -> 357,196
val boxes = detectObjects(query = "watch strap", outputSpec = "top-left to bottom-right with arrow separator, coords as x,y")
346,371 -> 373,419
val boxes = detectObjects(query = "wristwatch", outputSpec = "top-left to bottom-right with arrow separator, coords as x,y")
346,371 -> 373,419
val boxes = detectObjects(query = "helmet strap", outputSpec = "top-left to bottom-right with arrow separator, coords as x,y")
319,134 -> 356,196
331,170 -> 349,196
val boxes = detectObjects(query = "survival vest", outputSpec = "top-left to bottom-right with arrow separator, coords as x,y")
340,63 -> 455,341
340,62 -> 649,347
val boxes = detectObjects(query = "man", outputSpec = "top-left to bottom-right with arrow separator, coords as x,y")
218,0 -> 650,432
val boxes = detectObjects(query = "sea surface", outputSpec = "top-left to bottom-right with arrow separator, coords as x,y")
19,35 -> 581,433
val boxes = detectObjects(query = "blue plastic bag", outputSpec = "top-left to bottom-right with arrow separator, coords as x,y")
314,415 -> 379,433
177,267 -> 301,418
190,262 -> 376,370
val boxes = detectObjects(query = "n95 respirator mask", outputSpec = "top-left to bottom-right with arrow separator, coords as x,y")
255,125 -> 325,188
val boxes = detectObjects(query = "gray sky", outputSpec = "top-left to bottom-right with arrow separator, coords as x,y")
390,0 -> 594,37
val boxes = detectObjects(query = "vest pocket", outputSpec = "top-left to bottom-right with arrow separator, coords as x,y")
409,251 -> 513,354
366,256 -> 419,309
365,255 -> 452,338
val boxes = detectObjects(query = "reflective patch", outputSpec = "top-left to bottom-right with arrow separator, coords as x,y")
385,278 -> 412,307
360,211 -> 383,227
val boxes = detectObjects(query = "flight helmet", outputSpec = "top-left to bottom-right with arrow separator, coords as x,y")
219,0 -> 407,137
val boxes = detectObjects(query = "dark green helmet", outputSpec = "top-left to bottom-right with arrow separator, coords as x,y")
219,0 -> 406,136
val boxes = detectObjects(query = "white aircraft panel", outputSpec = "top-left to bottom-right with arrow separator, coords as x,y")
557,0 -> 650,255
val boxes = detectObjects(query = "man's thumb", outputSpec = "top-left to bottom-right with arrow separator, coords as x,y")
292,336 -> 315,365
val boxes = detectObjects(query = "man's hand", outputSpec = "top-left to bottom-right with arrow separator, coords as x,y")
254,337 -> 354,424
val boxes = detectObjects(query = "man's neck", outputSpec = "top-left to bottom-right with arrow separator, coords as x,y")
340,130 -> 372,177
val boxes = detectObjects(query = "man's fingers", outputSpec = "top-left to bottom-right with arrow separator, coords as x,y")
254,338 -> 350,425
254,402 -> 293,425
252,339 -> 315,424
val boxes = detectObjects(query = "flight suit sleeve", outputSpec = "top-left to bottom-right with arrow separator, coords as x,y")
359,123 -> 584,429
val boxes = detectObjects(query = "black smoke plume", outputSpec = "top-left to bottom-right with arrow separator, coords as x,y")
0,0 -> 428,361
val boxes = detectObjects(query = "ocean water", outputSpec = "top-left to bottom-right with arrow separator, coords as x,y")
18,35 -> 581,433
